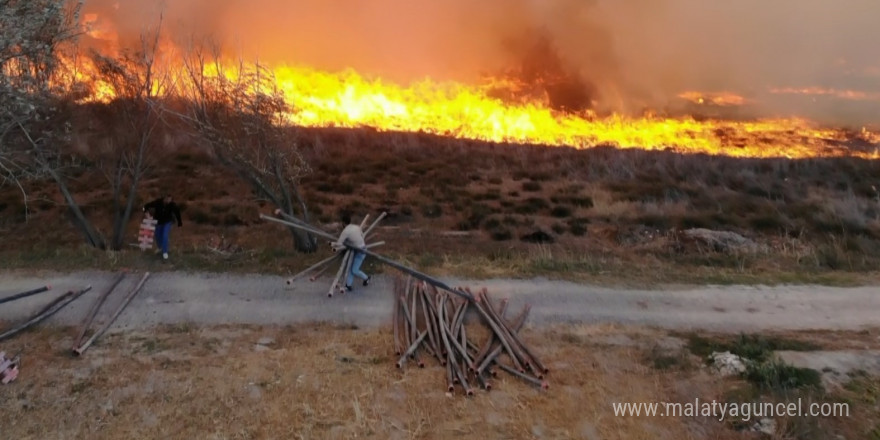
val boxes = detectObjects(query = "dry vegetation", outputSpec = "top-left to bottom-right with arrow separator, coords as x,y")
1,323 -> 877,439
1,108 -> 880,286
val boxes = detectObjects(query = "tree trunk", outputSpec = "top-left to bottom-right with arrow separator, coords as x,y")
49,168 -> 106,250
288,226 -> 317,253
111,174 -> 141,250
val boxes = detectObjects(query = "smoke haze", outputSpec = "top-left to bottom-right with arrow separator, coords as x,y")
81,0 -> 880,126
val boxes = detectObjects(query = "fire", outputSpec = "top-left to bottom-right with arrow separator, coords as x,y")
677,91 -> 747,107
58,34 -> 879,160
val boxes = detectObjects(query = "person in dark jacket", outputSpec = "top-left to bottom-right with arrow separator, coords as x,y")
143,194 -> 183,260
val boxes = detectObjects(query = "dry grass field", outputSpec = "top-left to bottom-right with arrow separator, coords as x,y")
1,323 -> 878,440
1,123 -> 879,286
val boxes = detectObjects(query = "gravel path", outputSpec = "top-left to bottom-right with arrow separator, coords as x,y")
1,270 -> 878,332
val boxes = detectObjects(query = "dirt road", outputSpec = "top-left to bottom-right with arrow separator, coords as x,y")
1,270 -> 878,332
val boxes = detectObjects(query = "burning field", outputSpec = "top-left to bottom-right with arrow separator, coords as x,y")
60,0 -> 879,160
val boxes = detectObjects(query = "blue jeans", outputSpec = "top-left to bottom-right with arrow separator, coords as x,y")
346,251 -> 368,286
154,222 -> 172,254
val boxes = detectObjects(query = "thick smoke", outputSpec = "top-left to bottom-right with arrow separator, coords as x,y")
81,0 -> 880,126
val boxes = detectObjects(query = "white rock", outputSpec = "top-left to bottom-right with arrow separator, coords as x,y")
751,418 -> 776,435
257,337 -> 276,346
710,351 -> 747,376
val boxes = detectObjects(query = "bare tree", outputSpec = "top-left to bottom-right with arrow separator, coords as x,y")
0,0 -> 84,221
89,19 -> 170,250
178,47 -> 317,252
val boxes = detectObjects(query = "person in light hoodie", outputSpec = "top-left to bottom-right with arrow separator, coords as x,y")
332,213 -> 372,292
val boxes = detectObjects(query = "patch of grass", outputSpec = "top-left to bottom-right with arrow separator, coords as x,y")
685,333 -> 820,363
644,345 -> 691,371
745,360 -> 822,391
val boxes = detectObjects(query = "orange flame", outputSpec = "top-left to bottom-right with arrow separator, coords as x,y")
677,91 -> 748,107
58,22 -> 879,160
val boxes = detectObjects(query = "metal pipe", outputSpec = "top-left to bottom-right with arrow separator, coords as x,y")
475,305 -> 530,373
260,214 -> 337,242
420,284 -> 445,365
393,280 -> 402,355
364,211 -> 387,238
418,282 -> 442,364
0,285 -> 52,305
0,287 -> 92,342
263,214 -> 475,302
471,296 -> 524,373
479,291 -> 532,372
396,330 -> 427,368
359,214 -> 371,230
74,273 -> 150,356
328,250 -> 352,297
410,281 -> 418,349
308,254 -> 342,282
496,363 -> 549,389
437,294 -> 458,389
437,298 -> 475,371
287,253 -> 342,284
497,298 -> 509,319
343,244 -> 474,302
74,273 -> 124,349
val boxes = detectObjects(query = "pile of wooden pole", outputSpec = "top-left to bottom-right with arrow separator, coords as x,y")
393,276 -> 548,395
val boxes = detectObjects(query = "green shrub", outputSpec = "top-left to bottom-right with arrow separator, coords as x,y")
551,205 -> 573,218
745,360 -> 822,391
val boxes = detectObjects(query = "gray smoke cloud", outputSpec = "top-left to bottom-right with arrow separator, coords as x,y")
81,0 -> 880,126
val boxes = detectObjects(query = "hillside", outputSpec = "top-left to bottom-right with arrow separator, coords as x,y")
2,124 -> 879,285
